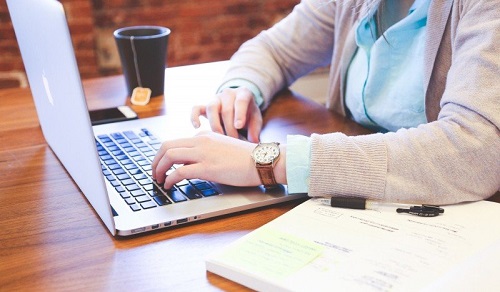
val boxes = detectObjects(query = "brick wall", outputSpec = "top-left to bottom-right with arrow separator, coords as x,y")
0,0 -> 298,89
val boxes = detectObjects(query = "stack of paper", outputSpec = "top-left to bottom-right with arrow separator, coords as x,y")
206,199 -> 500,291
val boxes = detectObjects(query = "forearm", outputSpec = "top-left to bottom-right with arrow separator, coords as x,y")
308,107 -> 500,205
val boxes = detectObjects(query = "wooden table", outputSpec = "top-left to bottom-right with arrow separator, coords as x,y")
0,62 -> 497,291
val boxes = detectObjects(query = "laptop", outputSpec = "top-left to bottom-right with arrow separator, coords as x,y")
7,0 -> 306,236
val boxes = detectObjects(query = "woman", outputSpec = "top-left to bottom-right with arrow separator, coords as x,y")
152,0 -> 499,204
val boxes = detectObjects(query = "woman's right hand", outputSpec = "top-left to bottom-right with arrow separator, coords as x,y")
191,87 -> 263,143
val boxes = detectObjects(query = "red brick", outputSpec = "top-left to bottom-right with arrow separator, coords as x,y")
0,0 -> 297,89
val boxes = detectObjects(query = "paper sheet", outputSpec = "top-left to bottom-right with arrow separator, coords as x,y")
207,200 -> 500,291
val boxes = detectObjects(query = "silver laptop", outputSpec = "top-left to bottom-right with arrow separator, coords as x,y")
7,0 -> 305,236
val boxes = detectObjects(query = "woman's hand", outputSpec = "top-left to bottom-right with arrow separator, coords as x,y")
191,87 -> 262,143
152,131 -> 261,189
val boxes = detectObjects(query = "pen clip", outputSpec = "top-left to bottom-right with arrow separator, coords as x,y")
396,205 -> 444,217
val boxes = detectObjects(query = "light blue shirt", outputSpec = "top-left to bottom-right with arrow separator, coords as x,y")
345,0 -> 429,132
287,0 -> 430,193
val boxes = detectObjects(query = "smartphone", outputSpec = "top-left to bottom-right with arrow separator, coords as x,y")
89,105 -> 138,126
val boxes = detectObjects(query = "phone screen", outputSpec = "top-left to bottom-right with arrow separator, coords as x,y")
89,106 -> 138,125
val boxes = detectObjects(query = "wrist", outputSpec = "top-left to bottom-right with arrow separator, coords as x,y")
274,144 -> 287,185
217,79 -> 264,109
251,142 -> 285,189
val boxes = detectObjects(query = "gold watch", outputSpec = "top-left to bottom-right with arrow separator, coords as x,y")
251,142 -> 280,189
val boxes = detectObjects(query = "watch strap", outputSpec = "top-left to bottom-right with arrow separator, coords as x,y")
256,163 -> 278,189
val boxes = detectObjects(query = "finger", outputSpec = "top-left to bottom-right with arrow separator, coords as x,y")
220,110 -> 239,139
154,147 -> 199,184
246,113 -> 262,143
151,138 -> 197,181
151,143 -> 168,180
218,92 -> 239,138
163,164 -> 203,189
233,88 -> 253,129
205,98 -> 225,134
245,98 -> 263,142
190,105 -> 206,128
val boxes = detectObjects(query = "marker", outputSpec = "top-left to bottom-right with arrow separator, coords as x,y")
311,196 -> 444,217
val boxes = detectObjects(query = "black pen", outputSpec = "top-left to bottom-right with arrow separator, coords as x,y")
311,196 -> 444,217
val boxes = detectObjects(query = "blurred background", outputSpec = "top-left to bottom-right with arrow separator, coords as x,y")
0,0 -> 299,89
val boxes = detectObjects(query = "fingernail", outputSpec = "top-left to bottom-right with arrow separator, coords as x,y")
235,120 -> 243,129
192,121 -> 200,128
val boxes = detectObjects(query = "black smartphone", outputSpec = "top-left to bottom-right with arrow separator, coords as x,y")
89,105 -> 138,125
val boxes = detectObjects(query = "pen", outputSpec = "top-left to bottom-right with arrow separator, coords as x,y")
311,196 -> 444,217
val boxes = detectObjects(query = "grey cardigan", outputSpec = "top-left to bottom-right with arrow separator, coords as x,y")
221,0 -> 500,204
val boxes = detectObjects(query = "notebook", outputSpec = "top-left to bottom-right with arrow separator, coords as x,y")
7,0 -> 306,236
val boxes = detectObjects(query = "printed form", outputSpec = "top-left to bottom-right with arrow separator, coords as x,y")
206,199 -> 500,291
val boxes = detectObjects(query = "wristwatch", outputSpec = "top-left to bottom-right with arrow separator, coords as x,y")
251,142 -> 280,189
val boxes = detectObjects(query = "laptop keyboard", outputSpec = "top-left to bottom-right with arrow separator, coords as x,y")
96,128 -> 219,212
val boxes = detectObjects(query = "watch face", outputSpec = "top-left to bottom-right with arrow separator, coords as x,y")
252,143 -> 280,164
